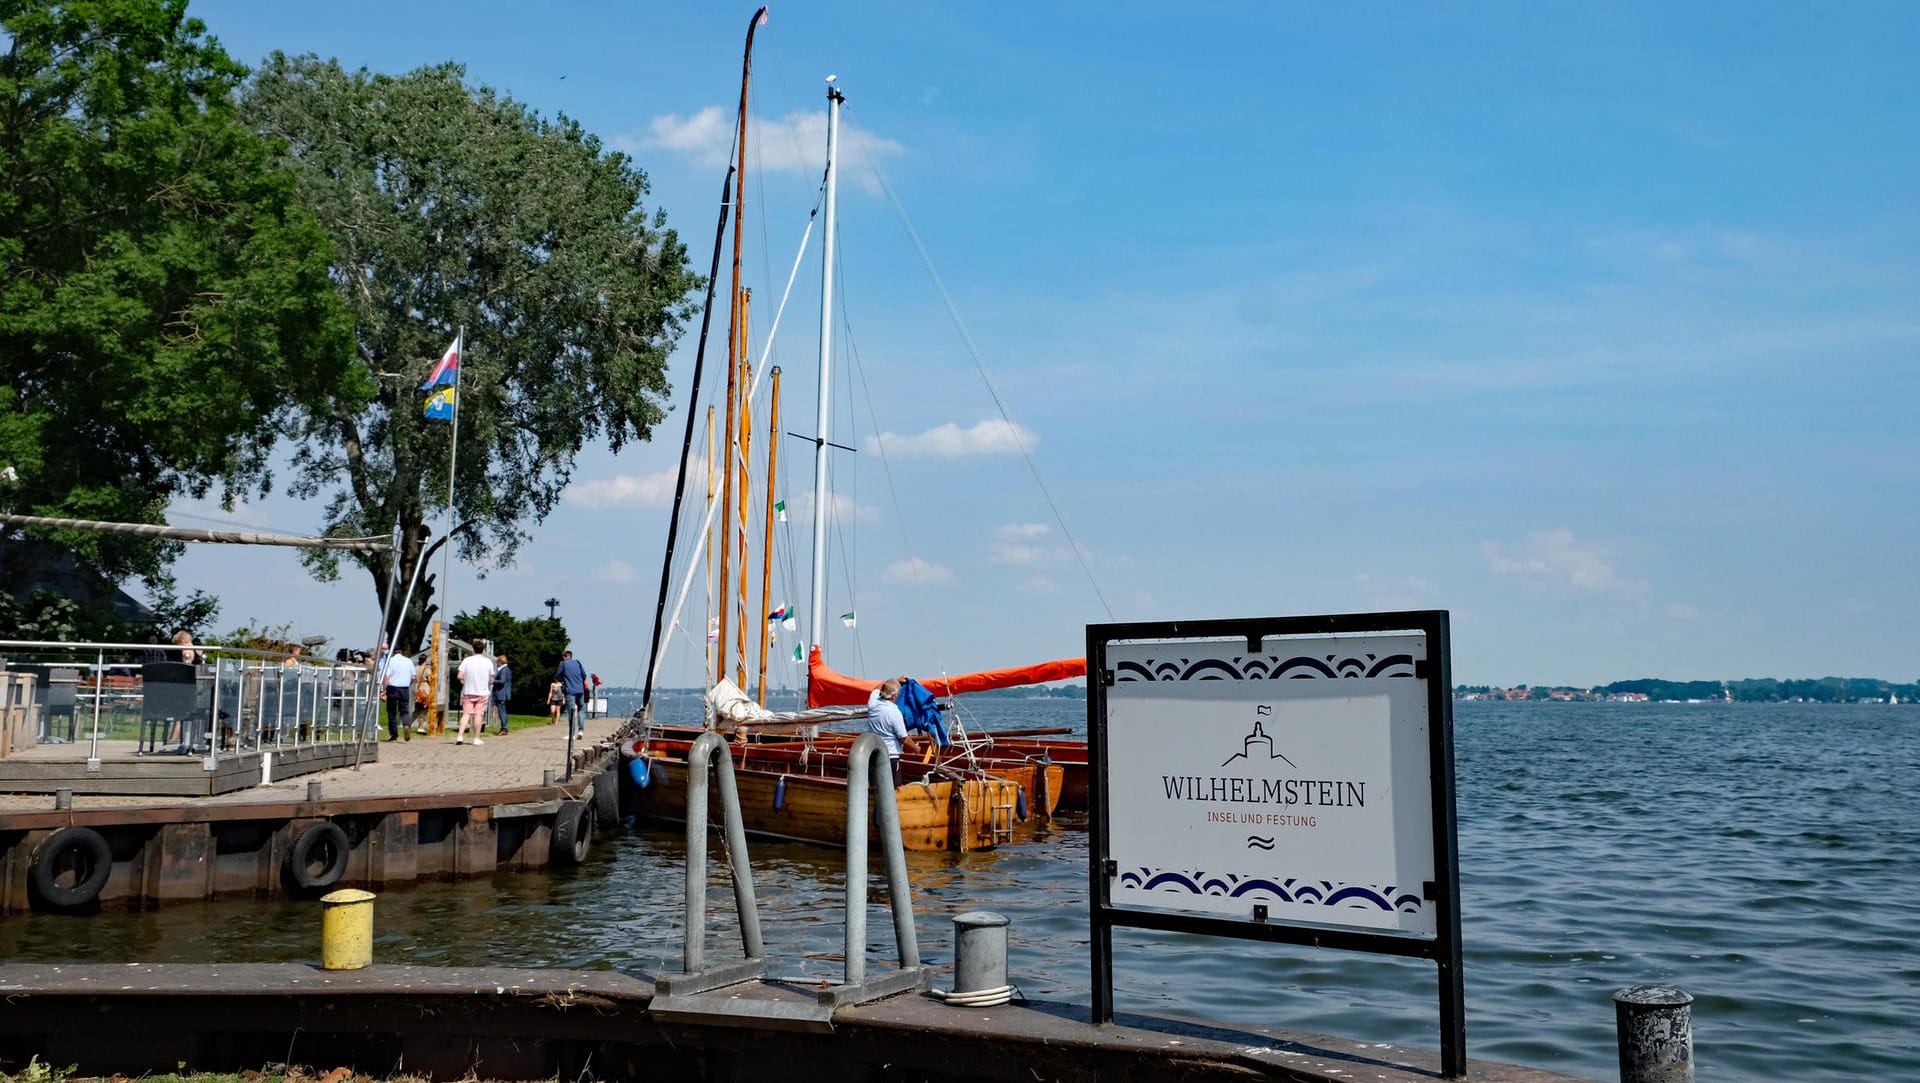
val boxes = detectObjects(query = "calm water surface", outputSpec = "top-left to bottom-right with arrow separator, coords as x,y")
4,700 -> 1916,1083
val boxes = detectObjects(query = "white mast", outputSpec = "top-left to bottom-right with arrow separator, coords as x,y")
807,80 -> 843,670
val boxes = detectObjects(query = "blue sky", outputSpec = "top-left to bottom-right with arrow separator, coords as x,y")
168,2 -> 1919,688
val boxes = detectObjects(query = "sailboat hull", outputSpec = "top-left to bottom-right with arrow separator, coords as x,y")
631,744 -> 1022,852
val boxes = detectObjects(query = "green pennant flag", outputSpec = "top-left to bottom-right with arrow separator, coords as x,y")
839,611 -> 856,629
774,499 -> 787,523
792,641 -> 803,662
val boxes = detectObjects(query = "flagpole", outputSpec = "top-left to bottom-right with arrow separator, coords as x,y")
436,326 -> 464,727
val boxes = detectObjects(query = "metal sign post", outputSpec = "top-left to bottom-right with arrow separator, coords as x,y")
1087,610 -> 1464,1078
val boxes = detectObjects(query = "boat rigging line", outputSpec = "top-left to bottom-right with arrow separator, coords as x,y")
854,128 -> 1116,621
648,188 -> 824,700
641,5 -> 767,721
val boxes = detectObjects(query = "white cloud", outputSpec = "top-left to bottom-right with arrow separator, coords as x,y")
872,419 -> 1035,457
567,459 -> 705,509
884,556 -> 953,585
594,559 -> 638,585
991,522 -> 1052,565
639,106 -> 905,194
1482,529 -> 1630,593
1666,603 -> 1700,620
1019,574 -> 1059,594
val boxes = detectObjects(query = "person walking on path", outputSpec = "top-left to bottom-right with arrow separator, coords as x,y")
589,673 -> 603,718
555,650 -> 588,736
490,653 -> 513,735
378,645 -> 416,742
546,678 -> 565,727
454,649 -> 492,745
866,677 -> 920,790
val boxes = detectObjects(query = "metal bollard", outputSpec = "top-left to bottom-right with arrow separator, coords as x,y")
307,779 -> 323,802
543,768 -> 557,787
951,911 -> 1010,1003
54,788 -> 73,811
320,888 -> 376,970
1615,985 -> 1694,1083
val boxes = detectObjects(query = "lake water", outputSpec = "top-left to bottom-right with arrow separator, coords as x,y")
3,699 -> 1915,1083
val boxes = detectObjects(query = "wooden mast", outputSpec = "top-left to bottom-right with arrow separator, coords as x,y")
734,288 -> 753,690
716,7 -> 765,689
703,406 -> 716,686
756,367 -> 782,703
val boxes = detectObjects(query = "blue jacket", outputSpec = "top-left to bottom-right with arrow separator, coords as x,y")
897,678 -> 951,748
491,663 -> 513,702
556,657 -> 587,695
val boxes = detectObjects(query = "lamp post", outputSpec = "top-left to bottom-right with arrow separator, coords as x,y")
544,597 -> 559,621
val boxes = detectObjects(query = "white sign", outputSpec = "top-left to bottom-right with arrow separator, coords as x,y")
1105,634 -> 1435,934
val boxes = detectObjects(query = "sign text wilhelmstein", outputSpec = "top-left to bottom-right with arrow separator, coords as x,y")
1160,775 -> 1367,807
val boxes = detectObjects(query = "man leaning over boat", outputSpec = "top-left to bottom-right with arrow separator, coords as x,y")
867,678 -> 923,789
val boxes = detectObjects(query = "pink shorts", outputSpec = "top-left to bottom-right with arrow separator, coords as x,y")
461,694 -> 488,712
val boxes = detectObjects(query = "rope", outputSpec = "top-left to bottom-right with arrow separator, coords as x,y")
853,123 -> 1114,621
930,984 -> 1018,1007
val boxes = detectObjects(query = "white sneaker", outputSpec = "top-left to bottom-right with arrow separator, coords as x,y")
472,738 -> 484,745
455,738 -> 465,744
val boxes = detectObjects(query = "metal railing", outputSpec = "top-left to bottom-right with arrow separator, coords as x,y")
0,639 -> 379,768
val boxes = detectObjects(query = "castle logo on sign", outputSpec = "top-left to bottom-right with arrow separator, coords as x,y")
1160,706 -> 1367,846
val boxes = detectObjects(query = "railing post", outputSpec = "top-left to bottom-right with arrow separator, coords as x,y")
87,648 -> 104,764
829,733 -> 925,1005
656,731 -> 765,998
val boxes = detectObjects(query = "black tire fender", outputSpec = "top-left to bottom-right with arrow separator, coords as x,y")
32,826 -> 112,909
552,800 -> 594,866
287,821 -> 351,891
592,767 -> 619,823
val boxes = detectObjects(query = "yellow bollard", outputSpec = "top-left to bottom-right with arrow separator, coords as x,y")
319,888 -> 376,970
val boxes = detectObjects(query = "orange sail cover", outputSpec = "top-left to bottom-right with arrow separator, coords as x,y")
807,646 -> 1087,708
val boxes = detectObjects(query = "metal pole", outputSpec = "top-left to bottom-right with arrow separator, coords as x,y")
807,83 -> 844,671
844,732 -> 920,988
357,518 -> 402,767
87,648 -> 103,763
1615,985 -> 1695,1083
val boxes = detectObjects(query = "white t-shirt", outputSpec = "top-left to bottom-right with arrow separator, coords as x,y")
458,654 -> 494,697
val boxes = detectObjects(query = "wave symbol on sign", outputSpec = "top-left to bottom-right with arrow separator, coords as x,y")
1245,836 -> 1275,850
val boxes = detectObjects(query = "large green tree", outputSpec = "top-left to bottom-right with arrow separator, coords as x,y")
240,55 -> 700,652
0,0 -> 361,630
449,605 -> 567,712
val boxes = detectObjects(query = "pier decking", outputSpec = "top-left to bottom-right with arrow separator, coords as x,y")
0,715 -> 627,913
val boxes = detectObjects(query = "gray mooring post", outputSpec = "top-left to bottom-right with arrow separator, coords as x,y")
1614,985 -> 1694,1083
953,911 -> 1009,995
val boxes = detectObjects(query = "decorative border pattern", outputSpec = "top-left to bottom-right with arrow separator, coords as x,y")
1114,653 -> 1416,682
1117,867 -> 1424,913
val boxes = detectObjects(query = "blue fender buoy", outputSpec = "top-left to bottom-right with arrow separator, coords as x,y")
1016,788 -> 1029,822
628,757 -> 650,788
773,775 -> 787,811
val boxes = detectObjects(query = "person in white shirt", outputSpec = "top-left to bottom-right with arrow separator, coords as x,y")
379,646 -> 417,742
866,677 -> 921,789
454,649 -> 494,745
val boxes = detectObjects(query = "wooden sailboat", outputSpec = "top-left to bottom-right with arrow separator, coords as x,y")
631,20 -> 1024,851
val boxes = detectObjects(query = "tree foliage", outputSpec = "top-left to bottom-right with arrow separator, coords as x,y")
449,605 -> 568,712
0,0 -> 361,617
239,55 -> 700,652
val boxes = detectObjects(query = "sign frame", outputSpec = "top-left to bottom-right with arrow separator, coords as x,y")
1087,610 -> 1464,1078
